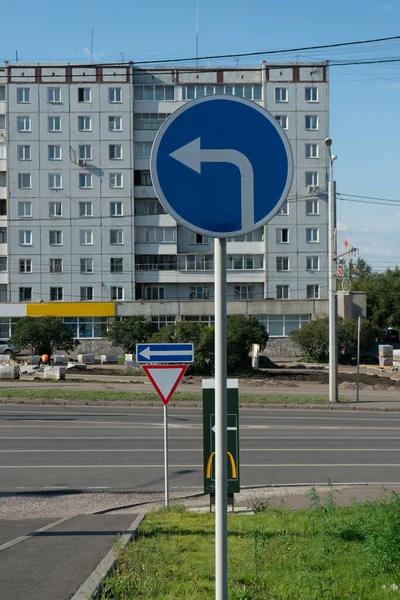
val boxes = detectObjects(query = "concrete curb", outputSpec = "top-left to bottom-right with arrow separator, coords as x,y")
71,513 -> 145,600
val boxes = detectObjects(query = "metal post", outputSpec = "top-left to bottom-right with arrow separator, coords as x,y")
328,179 -> 338,403
356,315 -> 361,402
164,403 -> 169,506
214,238 -> 227,600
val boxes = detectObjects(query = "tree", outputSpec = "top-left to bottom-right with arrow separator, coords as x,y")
352,266 -> 400,328
105,316 -> 153,353
226,315 -> 269,371
290,317 -> 379,363
10,316 -> 79,357
348,257 -> 373,283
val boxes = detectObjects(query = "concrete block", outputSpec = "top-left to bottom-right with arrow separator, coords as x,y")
393,349 -> 400,360
393,361 -> 400,369
0,354 -> 11,364
0,365 -> 20,379
100,354 -> 119,364
77,354 -> 95,364
29,355 -> 41,366
43,366 -> 66,380
53,355 -> 69,365
379,356 -> 393,367
379,345 -> 393,357
125,354 -> 134,362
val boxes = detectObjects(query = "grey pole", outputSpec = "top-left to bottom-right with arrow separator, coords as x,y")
214,238 -> 228,600
356,315 -> 361,402
326,140 -> 338,404
164,403 -> 169,506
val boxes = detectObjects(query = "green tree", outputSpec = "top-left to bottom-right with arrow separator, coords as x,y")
105,316 -> 153,353
352,266 -> 400,328
348,257 -> 373,283
226,315 -> 269,371
10,316 -> 79,356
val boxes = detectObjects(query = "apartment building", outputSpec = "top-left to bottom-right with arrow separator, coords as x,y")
0,61 -> 336,351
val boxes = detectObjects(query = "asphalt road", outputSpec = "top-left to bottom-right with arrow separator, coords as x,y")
1,404 -> 400,492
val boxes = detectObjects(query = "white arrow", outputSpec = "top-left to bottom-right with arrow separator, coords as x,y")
139,347 -> 192,360
211,425 -> 237,433
169,137 -> 254,231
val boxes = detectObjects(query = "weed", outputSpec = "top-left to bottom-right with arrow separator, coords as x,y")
248,495 -> 270,513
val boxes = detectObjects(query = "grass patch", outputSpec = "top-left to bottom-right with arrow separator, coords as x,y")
0,387 -> 337,404
100,491 -> 400,599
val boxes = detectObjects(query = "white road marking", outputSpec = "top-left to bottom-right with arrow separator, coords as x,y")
1,463 -> 400,468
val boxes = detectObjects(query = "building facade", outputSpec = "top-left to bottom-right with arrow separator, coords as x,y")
0,61 -> 332,349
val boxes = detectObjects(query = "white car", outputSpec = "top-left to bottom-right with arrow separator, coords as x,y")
0,340 -> 17,355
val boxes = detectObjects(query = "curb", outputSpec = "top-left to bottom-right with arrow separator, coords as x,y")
71,513 -> 145,600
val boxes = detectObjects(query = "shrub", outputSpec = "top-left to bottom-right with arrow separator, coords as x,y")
10,316 -> 79,356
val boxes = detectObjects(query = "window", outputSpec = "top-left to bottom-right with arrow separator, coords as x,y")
48,116 -> 61,132
229,229 -> 264,242
305,115 -> 318,130
49,230 -> 63,245
109,87 -> 121,103
305,87 -> 318,102
256,314 -> 310,337
276,285 -> 290,299
234,286 -> 254,300
0,199 -> 5,216
305,143 -> 318,159
19,230 -> 32,246
48,145 -> 62,160
17,88 -> 30,103
306,228 -> 319,243
48,87 -> 61,103
79,173 -> 92,188
307,285 -> 320,299
134,85 -> 174,101
189,232 -> 209,245
189,286 -> 210,300
276,228 -> 289,243
80,258 -> 93,273
136,255 -> 177,271
18,201 -> 32,218
79,202 -> 93,217
109,144 -> 122,160
0,228 -> 6,243
110,287 -> 124,300
181,85 -> 262,100
134,170 -> 152,186
78,116 -> 91,131
275,87 -> 288,102
0,115 -> 5,130
110,201 -> 123,217
49,202 -> 62,217
80,286 -> 93,301
227,255 -> 264,270
0,257 -> 7,272
135,199 -> 166,216
276,257 -> 289,271
17,116 -> 31,132
183,316 -> 215,326
19,259 -> 31,273
49,173 -> 62,189
133,113 -> 170,130
109,173 -> 123,189
0,144 -> 6,160
108,116 -> 122,131
275,115 -> 288,130
0,86 -> 5,101
63,316 -> 107,338
307,256 -> 319,271
50,287 -> 63,301
110,258 -> 123,273
151,315 -> 176,331
77,146 -> 91,163
279,202 -> 289,215
19,287 -> 32,301
306,200 -> 319,215
78,88 -> 91,102
178,254 -> 213,271
17,145 -> 31,160
110,229 -> 123,245
305,172 -> 318,187
49,258 -> 63,273
145,286 -> 165,300
18,173 -> 31,189
134,141 -> 152,158
137,227 -> 176,243
80,230 -> 93,245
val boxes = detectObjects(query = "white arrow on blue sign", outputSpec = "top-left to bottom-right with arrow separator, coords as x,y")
150,95 -> 293,238
136,343 -> 194,364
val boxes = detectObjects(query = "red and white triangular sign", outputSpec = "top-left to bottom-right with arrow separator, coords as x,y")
142,364 -> 188,405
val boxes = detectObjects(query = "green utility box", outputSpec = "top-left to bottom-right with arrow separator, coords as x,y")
202,379 -> 240,495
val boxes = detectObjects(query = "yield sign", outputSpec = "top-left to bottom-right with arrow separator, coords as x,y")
142,364 -> 188,405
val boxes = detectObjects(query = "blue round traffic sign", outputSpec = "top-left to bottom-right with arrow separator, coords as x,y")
150,96 -> 293,238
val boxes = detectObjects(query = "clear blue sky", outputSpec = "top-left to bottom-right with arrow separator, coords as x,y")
3,0 -> 400,271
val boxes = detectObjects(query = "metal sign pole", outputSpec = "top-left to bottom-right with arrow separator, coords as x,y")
164,403 -> 169,506
214,238 -> 227,600
356,316 -> 361,403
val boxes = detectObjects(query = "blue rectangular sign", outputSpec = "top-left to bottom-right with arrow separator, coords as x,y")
136,343 -> 194,364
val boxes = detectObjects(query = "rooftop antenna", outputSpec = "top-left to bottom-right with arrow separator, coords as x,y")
90,27 -> 94,62
15,50 -> 18,63
195,0 -> 199,66
119,52 -> 125,62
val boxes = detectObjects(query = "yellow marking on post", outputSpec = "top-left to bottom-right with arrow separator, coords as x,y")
227,451 -> 237,479
206,451 -> 237,479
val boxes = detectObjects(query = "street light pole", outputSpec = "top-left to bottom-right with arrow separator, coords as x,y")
326,138 -> 338,404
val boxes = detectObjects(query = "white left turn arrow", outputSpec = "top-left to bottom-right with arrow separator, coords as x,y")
211,425 -> 237,433
169,137 -> 254,231
139,347 -> 191,360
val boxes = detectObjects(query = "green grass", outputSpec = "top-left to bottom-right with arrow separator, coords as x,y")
100,491 -> 400,599
0,387 -> 336,404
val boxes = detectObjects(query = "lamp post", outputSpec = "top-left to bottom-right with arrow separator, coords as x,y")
325,138 -> 338,404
